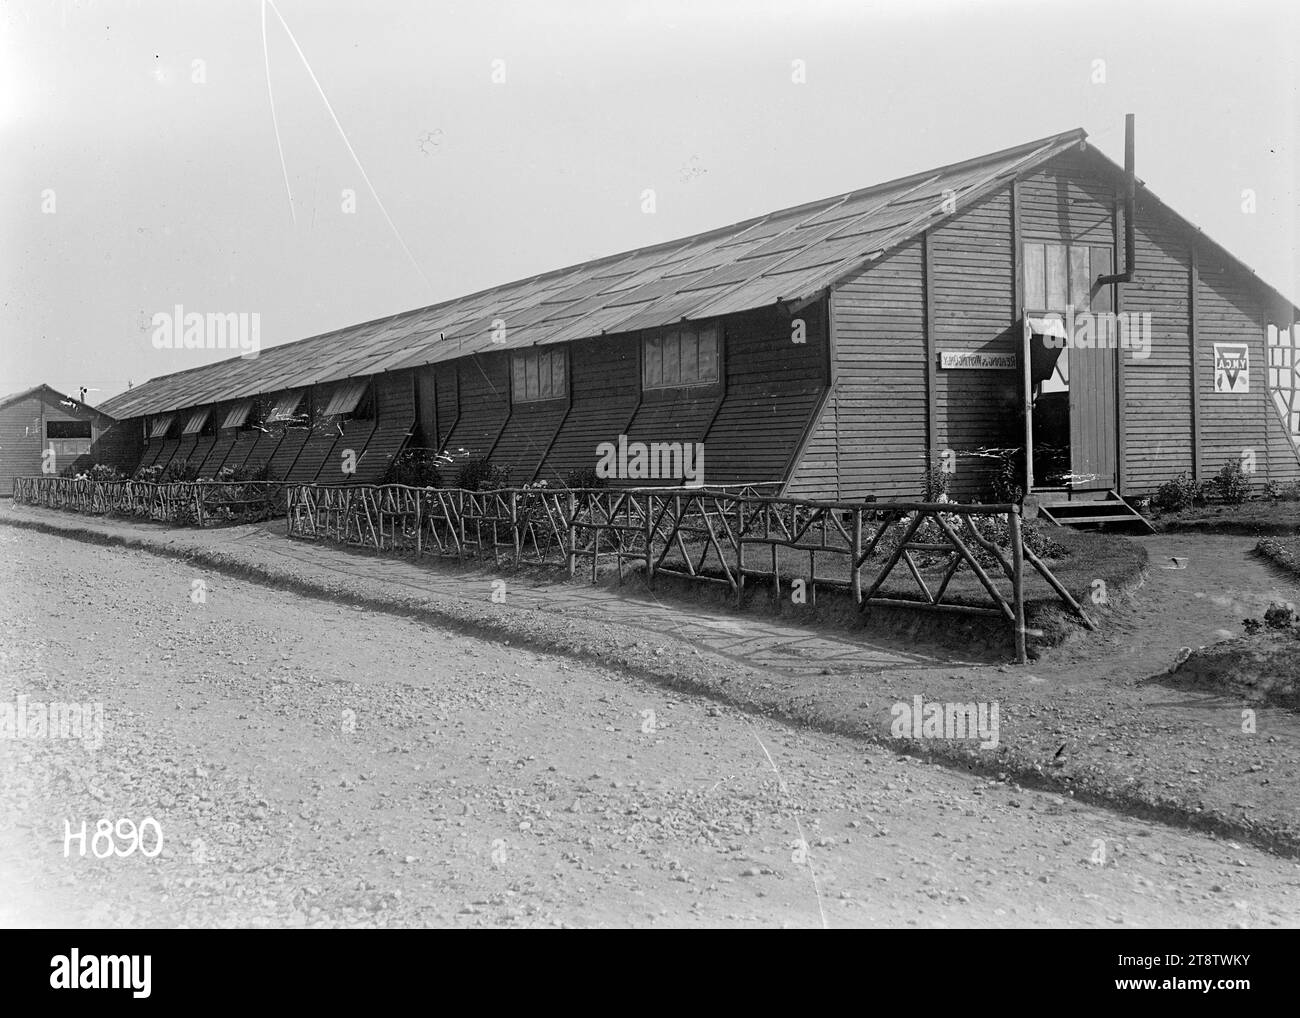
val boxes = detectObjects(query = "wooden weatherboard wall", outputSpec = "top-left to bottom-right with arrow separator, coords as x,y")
537,335 -> 640,483
788,145 -> 1297,501
792,191 -> 1023,502
706,303 -> 826,487
786,242 -> 926,499
1196,257 -> 1284,482
928,189 -> 1020,499
1115,189 -> 1197,488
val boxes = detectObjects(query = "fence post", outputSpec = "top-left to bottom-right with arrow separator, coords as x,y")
512,491 -> 523,566
769,506 -> 780,603
643,493 -> 654,588
1011,507 -> 1026,665
566,491 -> 577,577
416,488 -> 423,555
851,508 -> 863,606
735,499 -> 745,608
464,493 -> 474,564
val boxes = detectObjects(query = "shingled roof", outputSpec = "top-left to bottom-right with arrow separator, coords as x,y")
101,129 -> 1095,419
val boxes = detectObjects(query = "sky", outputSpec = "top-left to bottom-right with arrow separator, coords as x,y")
1,0 -> 1296,405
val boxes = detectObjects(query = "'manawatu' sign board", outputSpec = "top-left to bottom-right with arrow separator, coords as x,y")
1213,343 -> 1249,393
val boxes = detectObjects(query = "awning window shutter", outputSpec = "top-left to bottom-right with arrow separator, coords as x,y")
181,409 -> 210,435
149,415 -> 174,439
221,400 -> 253,429
322,379 -> 369,416
265,390 -> 304,423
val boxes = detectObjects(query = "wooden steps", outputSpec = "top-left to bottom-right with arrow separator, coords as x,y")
1035,490 -> 1155,534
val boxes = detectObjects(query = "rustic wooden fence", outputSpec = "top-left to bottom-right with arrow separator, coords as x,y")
12,476 -> 286,527
285,485 -> 1094,661
12,475 -> 1096,660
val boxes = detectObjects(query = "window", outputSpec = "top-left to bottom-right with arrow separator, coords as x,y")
511,347 -> 568,402
1023,243 -> 1113,312
148,415 -> 175,440
181,409 -> 210,436
322,379 -> 371,417
643,323 -> 719,389
265,389 -> 305,424
222,400 -> 254,429
47,420 -> 91,439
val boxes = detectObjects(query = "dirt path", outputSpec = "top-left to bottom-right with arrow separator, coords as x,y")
2,528 -> 1299,928
1046,533 -> 1298,679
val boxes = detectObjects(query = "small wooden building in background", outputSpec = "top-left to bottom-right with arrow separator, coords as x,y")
0,385 -> 136,493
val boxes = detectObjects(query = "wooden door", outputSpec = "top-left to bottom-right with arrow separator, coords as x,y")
1068,247 -> 1117,490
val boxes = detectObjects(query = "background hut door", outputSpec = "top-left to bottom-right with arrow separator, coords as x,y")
1022,242 -> 1120,492
1068,247 -> 1117,491
1068,335 -> 1118,490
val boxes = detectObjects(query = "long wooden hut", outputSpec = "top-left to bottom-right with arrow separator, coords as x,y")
98,123 -> 1300,519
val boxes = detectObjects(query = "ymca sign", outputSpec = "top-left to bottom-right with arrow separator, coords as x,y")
1213,343 -> 1249,394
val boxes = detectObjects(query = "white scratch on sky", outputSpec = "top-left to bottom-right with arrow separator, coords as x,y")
261,0 -> 296,225
265,0 -> 434,293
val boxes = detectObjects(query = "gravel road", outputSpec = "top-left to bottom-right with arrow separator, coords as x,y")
2,527 -> 1298,928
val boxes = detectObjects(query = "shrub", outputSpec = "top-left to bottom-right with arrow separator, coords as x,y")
1151,472 -> 1206,512
215,462 -> 275,483
199,483 -> 281,523
383,448 -> 445,488
986,449 -> 1024,506
62,463 -> 124,481
1263,602 -> 1296,630
563,467 -> 607,490
974,513 -> 1068,561
159,457 -> 201,483
454,457 -> 512,491
870,508 -> 1067,573
1212,458 -> 1252,505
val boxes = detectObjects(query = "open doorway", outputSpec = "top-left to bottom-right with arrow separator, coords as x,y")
1021,241 -> 1118,492
1025,317 -> 1071,487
